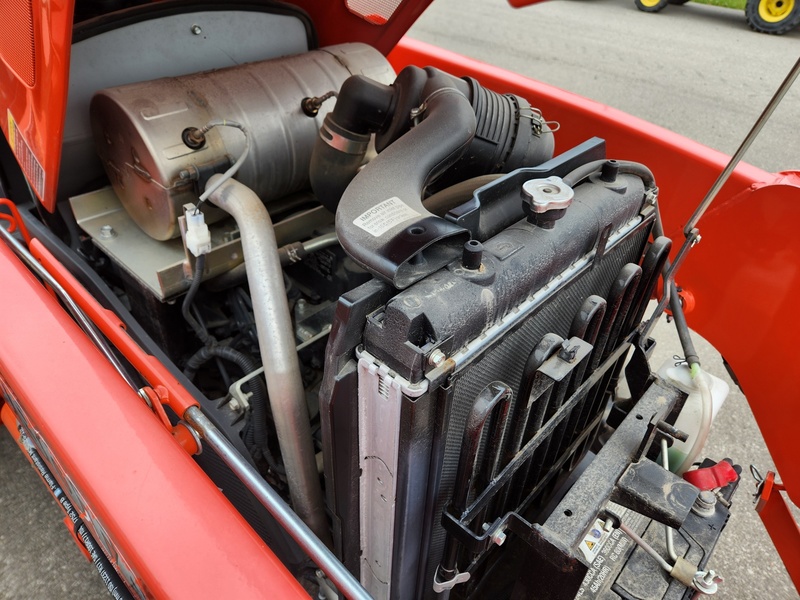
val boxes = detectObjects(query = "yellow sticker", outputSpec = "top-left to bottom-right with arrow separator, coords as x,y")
7,110 -> 16,150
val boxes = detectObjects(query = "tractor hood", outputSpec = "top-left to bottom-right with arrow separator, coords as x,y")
0,0 -> 75,209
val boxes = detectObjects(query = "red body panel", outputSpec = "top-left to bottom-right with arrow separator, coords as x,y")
27,238 -> 199,418
0,3 -> 797,595
506,0 -> 549,6
291,1 -> 434,52
0,240 -> 306,599
0,0 -> 73,209
756,473 -> 800,586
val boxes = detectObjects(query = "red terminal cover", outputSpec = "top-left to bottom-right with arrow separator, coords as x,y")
683,461 -> 739,491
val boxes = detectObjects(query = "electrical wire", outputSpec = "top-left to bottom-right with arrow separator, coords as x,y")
193,119 -> 250,213
181,253 -> 212,345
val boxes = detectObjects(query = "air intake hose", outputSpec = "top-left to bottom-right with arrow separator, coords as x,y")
310,66 -> 555,289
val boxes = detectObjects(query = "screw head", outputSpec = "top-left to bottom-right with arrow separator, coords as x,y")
693,569 -> 722,594
99,225 -> 117,239
191,24 -> 202,35
428,349 -> 446,367
490,529 -> 507,546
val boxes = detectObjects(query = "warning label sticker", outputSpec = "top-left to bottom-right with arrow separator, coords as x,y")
579,517 -> 614,563
7,110 -> 45,201
353,197 -> 420,237
574,502 -> 644,599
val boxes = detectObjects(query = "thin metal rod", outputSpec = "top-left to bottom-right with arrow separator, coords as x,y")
644,59 -> 800,351
184,406 -> 372,600
0,225 -> 138,390
617,519 -> 673,573
684,56 -> 800,235
661,439 -> 679,562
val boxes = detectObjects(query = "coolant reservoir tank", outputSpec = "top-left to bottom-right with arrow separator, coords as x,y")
657,361 -> 729,475
90,43 -> 394,240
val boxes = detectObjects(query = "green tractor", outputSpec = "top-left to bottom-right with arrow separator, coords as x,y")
634,0 -> 800,34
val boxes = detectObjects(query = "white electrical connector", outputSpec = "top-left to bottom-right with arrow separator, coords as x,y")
185,208 -> 211,256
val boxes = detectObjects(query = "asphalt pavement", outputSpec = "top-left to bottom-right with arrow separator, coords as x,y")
1,1 -> 799,598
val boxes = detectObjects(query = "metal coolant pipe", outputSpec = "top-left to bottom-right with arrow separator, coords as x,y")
206,174 -> 330,545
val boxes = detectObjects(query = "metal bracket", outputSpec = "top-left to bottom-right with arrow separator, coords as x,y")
356,348 -> 429,600
611,458 -> 698,529
432,569 -> 470,593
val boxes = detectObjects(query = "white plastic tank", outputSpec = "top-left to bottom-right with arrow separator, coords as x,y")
657,360 -> 729,475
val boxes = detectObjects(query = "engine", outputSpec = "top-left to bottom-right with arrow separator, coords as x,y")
58,10 -> 738,599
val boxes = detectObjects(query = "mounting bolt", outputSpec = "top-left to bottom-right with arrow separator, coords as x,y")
489,528 -> 507,546
191,24 -> 203,35
692,569 -> 723,595
691,490 -> 717,518
558,340 -> 578,363
99,225 -> 117,239
428,349 -> 446,368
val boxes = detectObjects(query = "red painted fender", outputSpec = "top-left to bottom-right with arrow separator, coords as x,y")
0,240 -> 306,599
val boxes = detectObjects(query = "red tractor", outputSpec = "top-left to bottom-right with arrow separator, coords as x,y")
1,0 -> 798,598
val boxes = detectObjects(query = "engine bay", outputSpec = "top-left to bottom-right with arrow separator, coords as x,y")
19,3 -> 742,599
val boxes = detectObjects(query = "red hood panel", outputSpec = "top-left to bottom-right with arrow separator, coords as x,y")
0,0 -> 74,210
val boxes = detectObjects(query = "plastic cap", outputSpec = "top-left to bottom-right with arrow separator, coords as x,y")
683,461 -> 738,491
186,209 -> 211,256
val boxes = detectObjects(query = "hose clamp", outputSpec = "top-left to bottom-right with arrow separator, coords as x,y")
411,87 -> 467,125
319,121 -> 370,155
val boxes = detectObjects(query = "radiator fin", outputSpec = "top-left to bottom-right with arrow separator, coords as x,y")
422,229 -> 648,596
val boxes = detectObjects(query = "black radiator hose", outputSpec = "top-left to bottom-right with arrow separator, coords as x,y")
336,68 -> 476,288
309,74 -> 398,212
184,344 -> 270,453
310,66 -> 555,288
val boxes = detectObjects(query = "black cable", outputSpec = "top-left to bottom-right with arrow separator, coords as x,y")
181,256 -> 285,475
668,281 -> 700,366
181,253 -> 213,345
651,204 -> 701,368
183,344 -> 284,474
562,159 -> 656,189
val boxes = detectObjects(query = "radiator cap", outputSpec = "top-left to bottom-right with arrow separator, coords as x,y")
522,176 -> 574,229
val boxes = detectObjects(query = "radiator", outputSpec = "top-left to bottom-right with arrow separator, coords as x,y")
320,144 -> 666,600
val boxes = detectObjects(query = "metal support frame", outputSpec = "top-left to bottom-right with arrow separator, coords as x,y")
184,406 -> 372,600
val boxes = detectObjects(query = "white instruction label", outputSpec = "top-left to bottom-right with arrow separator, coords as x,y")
353,197 -> 420,237
575,502 -> 642,599
579,516 -> 614,563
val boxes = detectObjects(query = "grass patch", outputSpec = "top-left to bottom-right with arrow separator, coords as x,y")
693,0 -> 746,9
